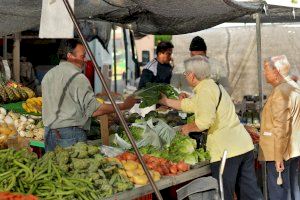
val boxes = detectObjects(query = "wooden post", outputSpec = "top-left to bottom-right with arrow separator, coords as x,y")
13,32 -> 21,82
3,36 -> 7,60
99,114 -> 109,145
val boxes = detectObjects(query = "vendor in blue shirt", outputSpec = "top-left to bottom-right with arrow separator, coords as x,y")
138,41 -> 174,89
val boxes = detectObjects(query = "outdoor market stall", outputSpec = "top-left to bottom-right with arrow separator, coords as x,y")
0,0 -> 300,200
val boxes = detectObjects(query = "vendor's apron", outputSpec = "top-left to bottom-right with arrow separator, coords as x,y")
44,126 -> 87,152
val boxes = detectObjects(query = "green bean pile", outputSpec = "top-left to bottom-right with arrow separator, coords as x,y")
0,143 -> 133,200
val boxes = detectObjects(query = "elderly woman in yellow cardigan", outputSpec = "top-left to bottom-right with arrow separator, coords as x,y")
159,55 -> 262,200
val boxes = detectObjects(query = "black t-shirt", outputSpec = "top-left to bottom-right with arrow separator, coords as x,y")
138,59 -> 172,89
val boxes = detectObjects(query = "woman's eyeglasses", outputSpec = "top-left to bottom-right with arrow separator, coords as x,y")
183,71 -> 192,77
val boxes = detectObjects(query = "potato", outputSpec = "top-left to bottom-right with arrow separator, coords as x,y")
133,175 -> 148,185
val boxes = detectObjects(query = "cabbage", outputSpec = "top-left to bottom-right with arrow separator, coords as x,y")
184,152 -> 198,165
178,141 -> 195,154
195,148 -> 211,161
173,137 -> 196,154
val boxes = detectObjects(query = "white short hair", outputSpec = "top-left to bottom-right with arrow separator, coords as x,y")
266,55 -> 290,77
184,55 -> 211,79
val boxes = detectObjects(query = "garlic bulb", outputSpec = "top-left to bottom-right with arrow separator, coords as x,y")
26,131 -> 34,138
19,130 -> 27,137
14,119 -> 20,127
27,119 -> 35,124
4,116 -> 13,124
0,108 -> 7,116
8,112 -> 20,120
26,124 -> 35,130
0,114 -> 5,120
20,115 -> 27,122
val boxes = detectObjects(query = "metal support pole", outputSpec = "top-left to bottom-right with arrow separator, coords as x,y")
219,150 -> 227,200
113,26 -> 117,93
255,12 -> 267,200
13,32 -> 21,82
256,13 -> 263,111
123,28 -> 129,85
62,1 -> 163,199
3,36 -> 7,60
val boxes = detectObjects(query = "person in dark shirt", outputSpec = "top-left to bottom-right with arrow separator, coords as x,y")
138,41 -> 174,89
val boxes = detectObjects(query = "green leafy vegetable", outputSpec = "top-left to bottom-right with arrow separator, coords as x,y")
134,83 -> 179,108
119,125 -> 145,144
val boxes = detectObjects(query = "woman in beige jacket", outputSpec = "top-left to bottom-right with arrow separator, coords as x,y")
259,55 -> 300,200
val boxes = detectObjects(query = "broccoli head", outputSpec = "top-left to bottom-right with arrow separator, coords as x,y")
113,181 -> 134,192
88,159 -> 101,173
72,158 -> 89,170
56,150 -> 69,165
88,172 -> 101,181
87,145 -> 99,156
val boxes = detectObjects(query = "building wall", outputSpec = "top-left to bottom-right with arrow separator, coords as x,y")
172,24 -> 300,101
135,35 -> 155,63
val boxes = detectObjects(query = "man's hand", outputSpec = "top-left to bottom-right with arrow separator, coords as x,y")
159,93 -> 168,106
180,124 -> 191,135
181,122 -> 201,136
275,160 -> 284,172
122,95 -> 137,110
179,92 -> 189,100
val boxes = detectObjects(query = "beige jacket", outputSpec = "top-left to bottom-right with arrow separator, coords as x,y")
259,78 -> 300,162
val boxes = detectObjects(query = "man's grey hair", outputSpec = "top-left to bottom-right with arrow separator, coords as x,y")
184,55 -> 211,80
266,55 -> 290,77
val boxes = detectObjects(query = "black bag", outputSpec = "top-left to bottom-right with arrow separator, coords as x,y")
189,83 -> 222,150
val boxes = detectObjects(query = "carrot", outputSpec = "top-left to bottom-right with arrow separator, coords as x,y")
126,153 -> 137,161
177,161 -> 186,172
142,154 -> 151,161
177,161 -> 189,172
157,168 -> 163,175
147,156 -> 157,163
170,165 -> 178,174
116,155 -> 123,160
161,165 -> 169,175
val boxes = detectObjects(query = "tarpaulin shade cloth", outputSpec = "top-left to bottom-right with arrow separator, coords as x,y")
0,0 -> 299,38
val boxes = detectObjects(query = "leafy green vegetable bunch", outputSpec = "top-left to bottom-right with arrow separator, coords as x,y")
134,83 -> 179,108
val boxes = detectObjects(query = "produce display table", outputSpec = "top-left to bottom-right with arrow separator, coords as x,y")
98,114 -> 109,145
106,162 -> 211,200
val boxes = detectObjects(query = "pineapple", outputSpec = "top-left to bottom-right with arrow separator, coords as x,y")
21,87 -> 35,98
16,87 -> 28,100
10,87 -> 21,100
0,72 -> 35,103
0,86 -> 8,103
4,86 -> 18,102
